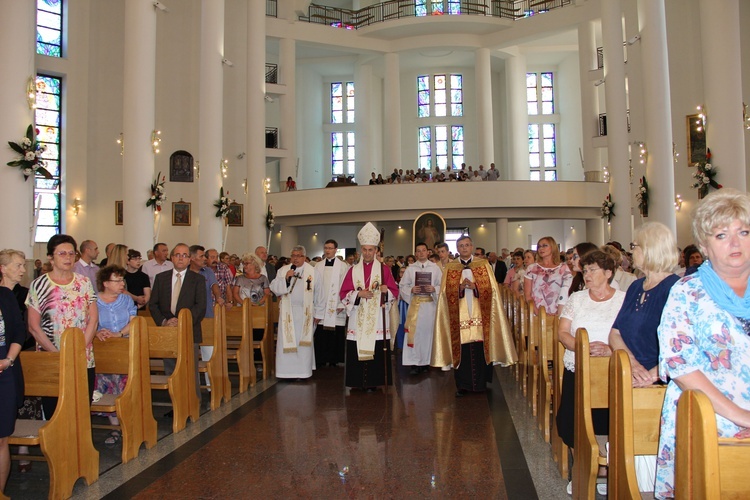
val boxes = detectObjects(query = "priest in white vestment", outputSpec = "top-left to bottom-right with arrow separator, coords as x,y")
313,239 -> 349,367
400,242 -> 441,374
270,245 -> 324,379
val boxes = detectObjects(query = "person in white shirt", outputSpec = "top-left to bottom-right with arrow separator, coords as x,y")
73,240 -> 99,284
141,242 -> 174,287
313,239 -> 348,367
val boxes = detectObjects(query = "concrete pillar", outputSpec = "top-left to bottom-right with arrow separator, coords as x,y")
601,0 -> 632,244
198,0 -> 225,249
476,48 -> 494,167
638,0 -> 676,233
354,61 -> 373,186
505,50 -> 528,180
123,0 -> 157,255
577,21 -> 599,177
495,218 -> 508,253
698,0 -> 746,188
383,53 -> 402,171
586,219 -> 605,246
246,1 -> 266,248
0,0 -> 35,253
279,38 -> 297,184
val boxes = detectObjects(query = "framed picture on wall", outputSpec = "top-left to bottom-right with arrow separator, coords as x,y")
172,201 -> 191,226
686,114 -> 707,166
115,200 -> 123,225
227,203 -> 243,227
412,212 -> 446,251
169,150 -> 194,182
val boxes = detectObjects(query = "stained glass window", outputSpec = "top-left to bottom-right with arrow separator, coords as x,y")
527,72 -> 557,180
418,127 -> 431,171
418,125 -> 463,171
35,74 -> 62,241
37,0 -> 63,57
330,82 -> 355,177
418,75 -> 430,117
418,73 -> 462,118
448,0 -> 461,15
415,0 -> 427,16
450,74 -> 463,116
451,125 -> 464,168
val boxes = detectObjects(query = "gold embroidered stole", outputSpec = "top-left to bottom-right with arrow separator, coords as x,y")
352,260 -> 382,360
280,265 -> 315,353
405,295 -> 434,347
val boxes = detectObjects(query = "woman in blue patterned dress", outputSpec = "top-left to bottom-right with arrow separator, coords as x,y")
94,265 -> 136,445
655,189 -> 750,498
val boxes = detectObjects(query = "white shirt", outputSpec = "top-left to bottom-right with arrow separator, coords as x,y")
143,259 -> 174,287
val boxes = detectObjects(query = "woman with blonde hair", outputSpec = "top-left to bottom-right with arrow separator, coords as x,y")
524,236 -> 572,315
231,253 -> 270,306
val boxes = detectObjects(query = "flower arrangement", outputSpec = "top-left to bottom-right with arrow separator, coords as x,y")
146,171 -> 166,211
691,148 -> 722,199
213,187 -> 234,218
636,176 -> 648,217
266,204 -> 274,230
7,125 -> 52,181
601,194 -> 615,222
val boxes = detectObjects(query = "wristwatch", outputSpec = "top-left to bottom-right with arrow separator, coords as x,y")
5,357 -> 14,367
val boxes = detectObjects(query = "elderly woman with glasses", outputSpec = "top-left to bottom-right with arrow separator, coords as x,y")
231,254 -> 270,306
26,234 -> 98,419
93,265 -> 137,445
524,236 -> 573,316
654,189 -> 750,498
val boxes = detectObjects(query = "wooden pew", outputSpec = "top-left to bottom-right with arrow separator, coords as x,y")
198,304 -> 231,410
519,296 -> 530,396
676,389 -> 750,499
527,305 -> 539,415
551,327 -> 569,478
537,306 -> 554,442
608,350 -> 665,498
250,302 -> 274,379
572,328 -> 610,499
226,298 -> 254,391
148,308 -> 200,433
10,328 -> 99,499
512,294 -> 524,385
91,316 -> 158,463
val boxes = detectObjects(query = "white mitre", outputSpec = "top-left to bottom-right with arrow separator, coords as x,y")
358,222 -> 380,246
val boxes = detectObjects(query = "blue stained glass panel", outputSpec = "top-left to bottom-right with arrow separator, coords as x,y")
528,124 -> 539,138
419,143 -> 431,156
451,126 -> 463,141
545,171 -> 557,181
419,157 -> 431,170
37,27 -> 61,45
418,93 -> 430,105
38,209 -> 58,226
39,0 -> 62,14
451,104 -> 463,116
38,192 -> 59,209
526,73 -> 537,87
451,74 -> 462,89
346,82 -> 354,97
331,111 -> 342,124
418,105 -> 430,118
452,156 -> 463,169
35,178 -> 59,190
528,139 -> 539,153
544,138 -> 555,152
431,0 -> 444,14
543,124 -> 555,138
36,44 -> 61,57
541,72 -> 553,87
418,76 -> 429,90
331,83 -> 342,96
451,89 -> 462,103
435,104 -> 446,117
332,133 -> 343,147
37,76 -> 60,94
452,142 -> 464,155
36,93 -> 60,109
416,0 -> 427,17
332,148 -> 343,161
332,162 -> 343,175
448,1 -> 460,15
544,153 -> 556,167
419,127 -> 431,141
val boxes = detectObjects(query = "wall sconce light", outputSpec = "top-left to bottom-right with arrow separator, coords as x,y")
480,224 -> 485,228
153,1 -> 168,12
221,58 -> 234,67
220,159 -> 228,178
237,152 -> 246,159
633,141 -> 647,165
594,79 -> 605,87
570,226 -> 574,230
675,194 -> 683,211
626,34 -> 641,45
242,178 -> 248,195
696,105 -> 706,132
398,226 -> 402,230
314,233 -> 318,237
264,178 -> 271,194
72,198 -> 82,216
151,130 -> 161,154
672,142 -> 679,165
27,77 -> 37,109
602,166 -> 610,183
116,133 -> 124,156
517,224 -> 523,229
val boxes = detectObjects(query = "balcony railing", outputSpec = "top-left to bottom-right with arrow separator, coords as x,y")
265,127 -> 279,149
299,0 -> 572,29
265,63 -> 278,84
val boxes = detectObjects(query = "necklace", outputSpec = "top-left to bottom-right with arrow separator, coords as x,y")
590,287 -> 613,301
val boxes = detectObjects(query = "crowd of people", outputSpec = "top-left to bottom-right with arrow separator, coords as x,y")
0,189 -> 749,499
369,163 -> 502,184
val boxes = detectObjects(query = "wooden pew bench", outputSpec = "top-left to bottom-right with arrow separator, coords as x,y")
676,389 -> 750,498
608,350 -> 665,498
148,308 -> 200,433
250,302 -> 274,380
91,317 -> 157,463
198,304 -> 231,410
9,328 -> 99,499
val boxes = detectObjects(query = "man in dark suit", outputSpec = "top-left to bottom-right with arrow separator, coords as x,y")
149,243 -> 206,403
487,252 -> 508,284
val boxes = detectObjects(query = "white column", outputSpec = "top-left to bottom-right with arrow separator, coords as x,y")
198,0 -> 224,249
577,21 -> 599,178
246,1 -> 266,248
123,0 -> 157,255
585,219 -> 605,246
476,48 -> 494,167
495,218 -> 508,253
0,0 -> 35,254
383,53 -> 402,171
279,38 -> 296,184
505,50 -> 528,180
699,0 -> 746,188
638,0 -> 676,233
354,61 -> 372,186
601,0 -> 631,244
280,226 -> 298,258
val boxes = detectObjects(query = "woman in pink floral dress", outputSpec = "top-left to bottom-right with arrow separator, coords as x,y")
524,236 -> 573,316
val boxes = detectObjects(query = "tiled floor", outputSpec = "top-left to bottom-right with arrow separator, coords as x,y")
7,359 -> 574,499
